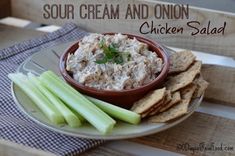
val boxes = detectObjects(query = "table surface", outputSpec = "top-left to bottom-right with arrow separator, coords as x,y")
1,22 -> 235,156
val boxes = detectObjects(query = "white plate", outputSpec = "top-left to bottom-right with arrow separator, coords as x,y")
11,42 -> 203,140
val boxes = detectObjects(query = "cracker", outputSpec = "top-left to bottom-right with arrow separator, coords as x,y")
146,90 -> 171,116
169,50 -> 196,74
165,71 -> 197,92
164,90 -> 172,104
187,61 -> 202,73
149,84 -> 196,123
180,83 -> 197,100
165,61 -> 201,92
159,91 -> 181,112
141,99 -> 164,118
148,98 -> 166,116
150,90 -> 172,115
131,88 -> 166,114
193,76 -> 209,98
148,99 -> 190,123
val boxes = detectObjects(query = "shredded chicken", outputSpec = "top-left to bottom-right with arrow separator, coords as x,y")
66,33 -> 163,90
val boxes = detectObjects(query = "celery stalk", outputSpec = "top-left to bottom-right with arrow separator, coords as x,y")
44,71 -> 141,124
8,73 -> 64,124
40,73 -> 86,122
27,73 -> 82,127
40,71 -> 116,134
62,103 -> 86,123
86,96 -> 141,124
42,71 -> 115,125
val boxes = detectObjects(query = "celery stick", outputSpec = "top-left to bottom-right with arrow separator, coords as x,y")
8,73 -> 64,124
27,73 -> 82,127
44,71 -> 141,124
42,71 -> 115,125
62,102 -> 86,123
42,72 -> 89,122
86,96 -> 141,124
38,72 -> 85,122
40,71 -> 116,134
41,73 -> 115,133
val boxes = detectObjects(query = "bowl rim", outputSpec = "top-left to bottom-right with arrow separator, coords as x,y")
59,33 -> 170,95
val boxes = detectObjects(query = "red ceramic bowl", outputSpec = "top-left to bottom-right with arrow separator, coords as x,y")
60,33 -> 169,109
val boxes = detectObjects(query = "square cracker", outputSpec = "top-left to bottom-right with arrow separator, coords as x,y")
148,99 -> 189,123
149,84 -> 196,123
193,76 -> 209,98
169,50 -> 196,74
180,83 -> 197,100
159,91 -> 181,112
141,90 -> 170,117
131,88 -> 166,114
149,90 -> 172,115
148,101 -> 164,116
141,99 -> 164,118
165,61 -> 201,92
143,90 -> 171,117
163,90 -> 172,105
187,61 -> 202,73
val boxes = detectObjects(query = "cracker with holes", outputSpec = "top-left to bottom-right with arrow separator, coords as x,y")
169,50 -> 196,74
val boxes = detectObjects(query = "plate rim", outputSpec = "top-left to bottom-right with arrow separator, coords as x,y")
11,47 -> 203,140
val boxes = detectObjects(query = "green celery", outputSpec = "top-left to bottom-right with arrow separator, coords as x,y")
42,71 -> 114,124
44,71 -> 140,124
41,72 -> 86,122
8,73 -> 64,124
27,73 -> 82,127
40,71 -> 116,134
62,103 -> 86,123
86,96 -> 141,124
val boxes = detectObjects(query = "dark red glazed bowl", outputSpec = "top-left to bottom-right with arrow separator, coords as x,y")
60,33 -> 169,109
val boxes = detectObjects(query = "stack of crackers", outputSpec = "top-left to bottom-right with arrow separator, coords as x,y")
131,50 -> 209,123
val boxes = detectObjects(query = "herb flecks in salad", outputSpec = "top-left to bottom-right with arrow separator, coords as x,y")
67,33 -> 163,90
95,39 -> 131,65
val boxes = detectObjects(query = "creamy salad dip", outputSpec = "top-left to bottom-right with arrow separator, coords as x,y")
66,33 -> 163,90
